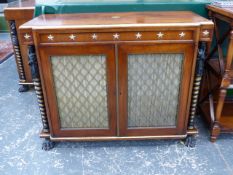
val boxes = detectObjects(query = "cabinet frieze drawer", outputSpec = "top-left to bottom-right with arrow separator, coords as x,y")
38,31 -> 194,43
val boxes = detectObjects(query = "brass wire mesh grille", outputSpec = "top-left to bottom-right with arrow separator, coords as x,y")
51,55 -> 109,128
127,54 -> 184,127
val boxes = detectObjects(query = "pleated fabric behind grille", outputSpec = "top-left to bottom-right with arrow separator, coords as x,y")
50,55 -> 108,129
127,54 -> 183,127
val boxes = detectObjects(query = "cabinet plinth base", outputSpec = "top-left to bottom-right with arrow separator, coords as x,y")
187,128 -> 198,135
49,135 -> 189,141
40,131 -> 50,138
40,134 -> 198,150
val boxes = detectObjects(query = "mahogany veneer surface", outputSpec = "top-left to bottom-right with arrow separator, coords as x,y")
20,11 -> 212,29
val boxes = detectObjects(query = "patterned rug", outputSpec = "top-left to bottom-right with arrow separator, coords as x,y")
0,40 -> 13,64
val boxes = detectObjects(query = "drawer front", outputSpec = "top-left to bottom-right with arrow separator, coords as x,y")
21,29 -> 213,44
20,30 -> 199,44
38,31 -> 194,43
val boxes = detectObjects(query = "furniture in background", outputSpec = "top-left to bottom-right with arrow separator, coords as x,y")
19,11 -> 213,150
4,0 -> 34,92
199,5 -> 233,142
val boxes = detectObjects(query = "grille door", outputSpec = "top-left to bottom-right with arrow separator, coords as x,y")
127,53 -> 183,128
118,43 -> 195,136
39,45 -> 117,137
51,55 -> 109,129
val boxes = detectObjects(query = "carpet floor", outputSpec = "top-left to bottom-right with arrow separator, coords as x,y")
0,40 -> 13,64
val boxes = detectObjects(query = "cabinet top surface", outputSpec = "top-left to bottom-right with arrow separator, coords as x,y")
20,11 -> 213,30
35,0 -> 209,5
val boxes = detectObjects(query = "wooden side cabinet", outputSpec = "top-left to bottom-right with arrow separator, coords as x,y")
4,0 -> 35,92
199,5 -> 233,142
19,11 -> 213,150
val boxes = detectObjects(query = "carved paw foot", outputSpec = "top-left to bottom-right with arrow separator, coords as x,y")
42,139 -> 55,151
18,85 -> 29,92
184,135 -> 196,148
